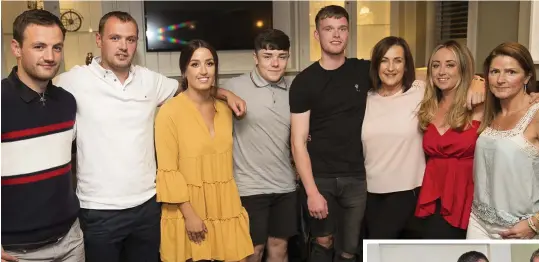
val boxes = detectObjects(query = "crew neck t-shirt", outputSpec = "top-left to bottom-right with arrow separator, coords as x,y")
289,58 -> 370,179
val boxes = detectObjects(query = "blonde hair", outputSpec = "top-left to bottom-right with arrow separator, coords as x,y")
418,40 -> 475,132
479,42 -> 537,132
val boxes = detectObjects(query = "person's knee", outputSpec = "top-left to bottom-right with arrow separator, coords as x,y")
247,244 -> 265,262
335,252 -> 356,262
267,237 -> 288,260
341,252 -> 355,259
315,235 -> 333,249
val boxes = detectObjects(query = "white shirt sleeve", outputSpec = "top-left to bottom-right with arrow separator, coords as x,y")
54,71 -> 74,93
154,71 -> 179,106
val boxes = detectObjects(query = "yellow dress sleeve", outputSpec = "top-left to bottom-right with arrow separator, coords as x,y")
155,104 -> 189,204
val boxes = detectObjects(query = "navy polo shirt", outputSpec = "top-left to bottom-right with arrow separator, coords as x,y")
1,66 -> 79,248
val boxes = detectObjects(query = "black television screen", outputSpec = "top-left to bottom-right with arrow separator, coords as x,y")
144,1 -> 273,52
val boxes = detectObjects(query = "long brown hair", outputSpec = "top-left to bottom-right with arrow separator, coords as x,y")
479,42 -> 537,132
369,36 -> 416,92
418,40 -> 475,131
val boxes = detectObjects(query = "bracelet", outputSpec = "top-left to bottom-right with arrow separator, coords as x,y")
528,217 -> 539,234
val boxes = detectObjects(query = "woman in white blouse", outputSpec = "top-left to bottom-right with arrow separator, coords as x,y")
468,42 -> 539,239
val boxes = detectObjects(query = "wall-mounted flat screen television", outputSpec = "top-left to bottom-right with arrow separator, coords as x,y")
144,1 -> 273,52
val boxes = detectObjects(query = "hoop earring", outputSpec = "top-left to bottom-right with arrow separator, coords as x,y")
525,83 -> 528,92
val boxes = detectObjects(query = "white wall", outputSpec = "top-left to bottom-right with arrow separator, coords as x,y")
367,243 -> 511,262
511,244 -> 539,262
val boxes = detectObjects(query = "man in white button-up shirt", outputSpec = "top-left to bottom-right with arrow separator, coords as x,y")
55,11 -> 246,262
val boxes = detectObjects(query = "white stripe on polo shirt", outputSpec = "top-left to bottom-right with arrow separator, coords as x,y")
54,57 -> 179,210
2,129 -> 73,177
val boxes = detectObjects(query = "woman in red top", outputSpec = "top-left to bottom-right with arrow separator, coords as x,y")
415,40 -> 484,239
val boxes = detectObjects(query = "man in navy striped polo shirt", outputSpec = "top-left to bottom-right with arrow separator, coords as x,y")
1,10 -> 83,262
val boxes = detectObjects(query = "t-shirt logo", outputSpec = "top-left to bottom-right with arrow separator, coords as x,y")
355,84 -> 359,92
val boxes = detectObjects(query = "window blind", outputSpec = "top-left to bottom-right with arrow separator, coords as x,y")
436,1 -> 469,43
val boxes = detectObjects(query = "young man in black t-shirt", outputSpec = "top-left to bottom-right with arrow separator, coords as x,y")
289,5 -> 369,262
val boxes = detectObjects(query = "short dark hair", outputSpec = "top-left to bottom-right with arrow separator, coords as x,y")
179,39 -> 219,96
254,29 -> 290,52
315,5 -> 349,29
98,11 -> 139,35
13,9 -> 66,46
370,36 -> 416,92
457,251 -> 489,262
530,248 -> 539,262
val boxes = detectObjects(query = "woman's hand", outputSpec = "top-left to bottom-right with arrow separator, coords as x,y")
529,92 -> 539,105
179,202 -> 208,244
185,214 -> 208,244
499,218 -> 537,239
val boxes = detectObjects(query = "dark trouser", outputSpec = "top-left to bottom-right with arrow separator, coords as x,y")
365,187 -> 422,239
421,199 -> 467,239
300,177 -> 367,262
79,195 -> 161,262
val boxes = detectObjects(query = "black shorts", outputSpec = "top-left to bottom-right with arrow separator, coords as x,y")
241,191 -> 298,246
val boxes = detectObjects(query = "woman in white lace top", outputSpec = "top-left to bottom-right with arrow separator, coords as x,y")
468,42 -> 539,239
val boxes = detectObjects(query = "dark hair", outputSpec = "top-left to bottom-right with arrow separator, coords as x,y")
13,9 -> 66,46
457,251 -> 489,262
179,39 -> 219,96
530,248 -> 539,262
315,5 -> 349,29
480,42 -> 537,132
99,11 -> 139,36
369,36 -> 416,92
254,29 -> 290,52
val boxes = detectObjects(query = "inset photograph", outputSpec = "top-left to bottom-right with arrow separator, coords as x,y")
365,242 -> 539,262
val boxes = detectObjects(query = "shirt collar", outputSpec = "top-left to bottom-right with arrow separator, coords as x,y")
7,66 -> 58,103
250,67 -> 287,90
90,56 -> 136,78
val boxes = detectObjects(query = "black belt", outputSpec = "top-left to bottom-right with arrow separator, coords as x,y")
3,236 -> 63,252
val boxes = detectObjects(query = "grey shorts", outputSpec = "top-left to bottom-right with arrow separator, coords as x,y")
6,219 -> 85,262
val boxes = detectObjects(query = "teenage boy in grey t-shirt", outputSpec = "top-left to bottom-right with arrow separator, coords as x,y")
222,29 -> 297,262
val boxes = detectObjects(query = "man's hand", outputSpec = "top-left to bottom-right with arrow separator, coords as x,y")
226,93 -> 246,117
1,247 -> 18,262
307,192 -> 328,220
465,76 -> 486,110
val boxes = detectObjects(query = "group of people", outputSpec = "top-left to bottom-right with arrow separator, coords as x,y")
1,4 -> 539,262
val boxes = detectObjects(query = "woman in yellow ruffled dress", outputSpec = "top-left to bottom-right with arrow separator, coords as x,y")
154,39 -> 253,262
